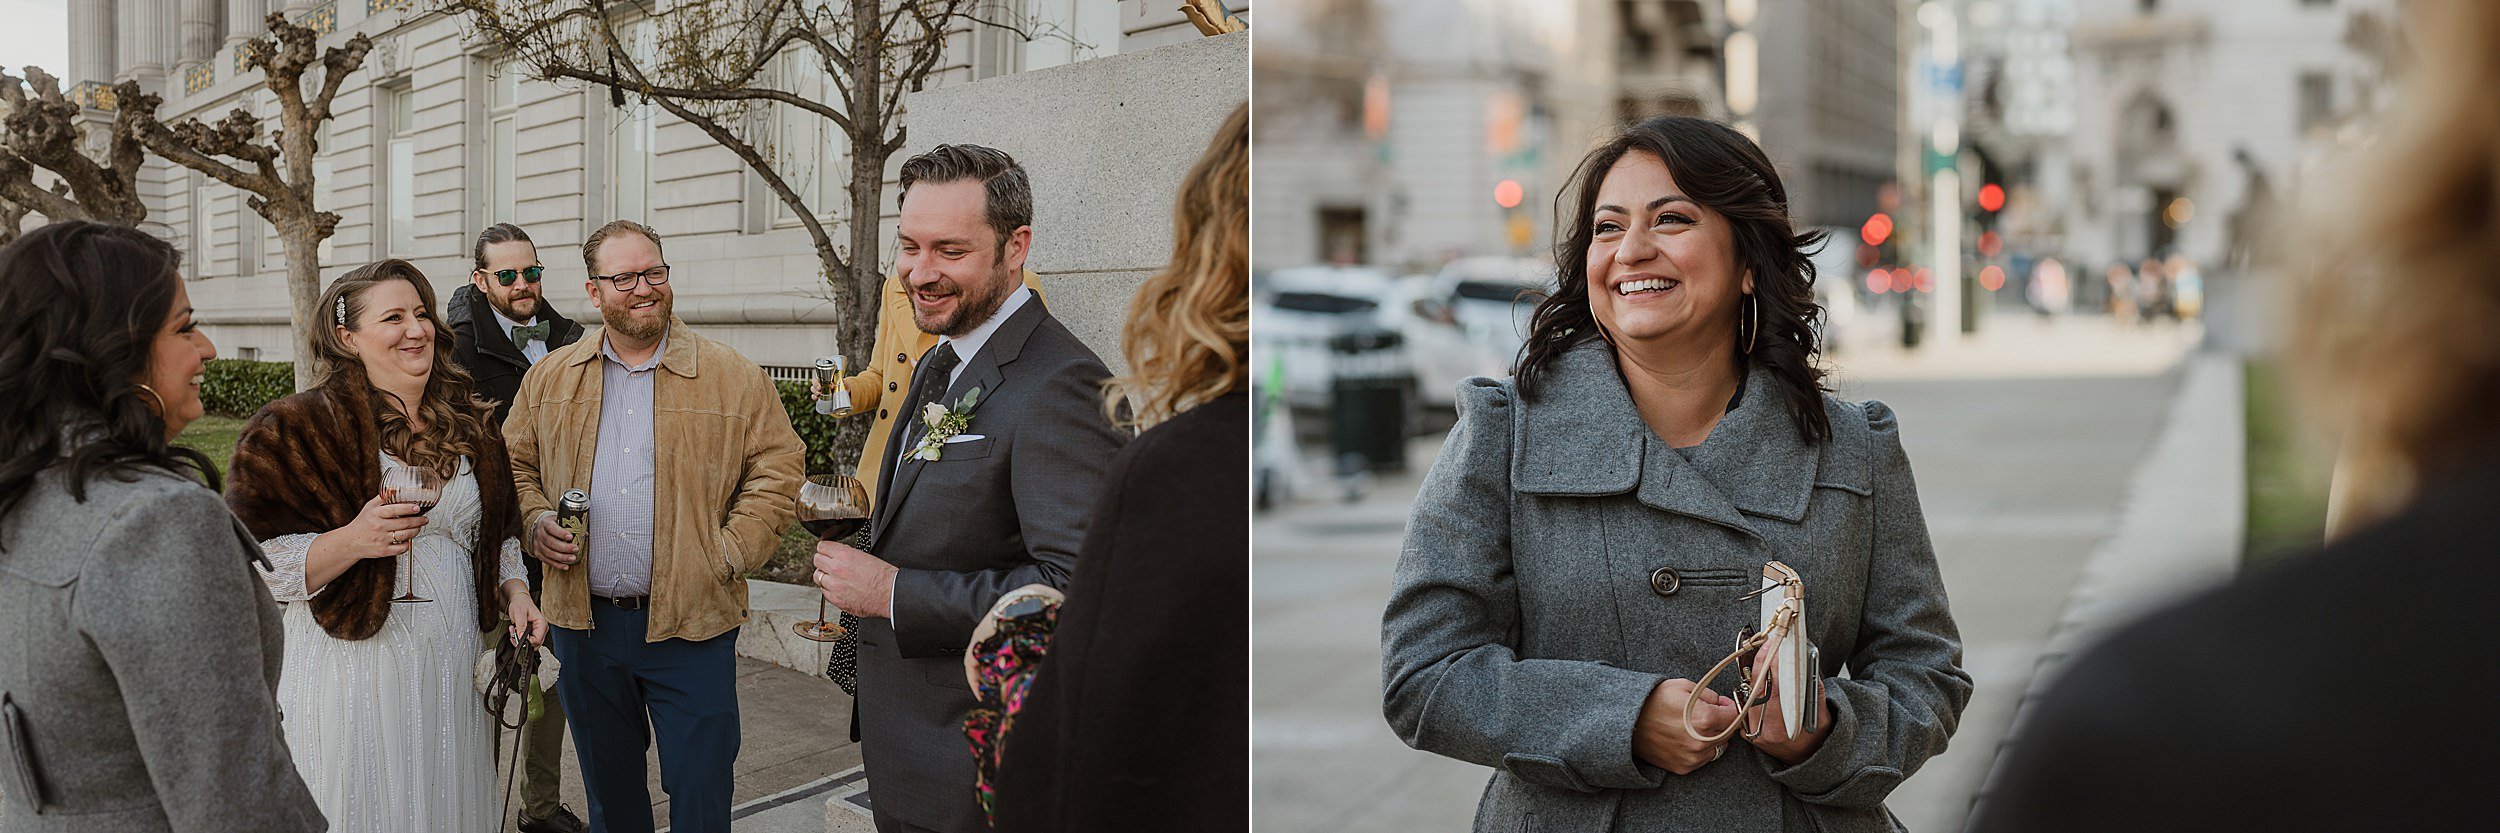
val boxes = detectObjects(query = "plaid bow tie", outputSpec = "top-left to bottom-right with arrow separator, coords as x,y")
510,321 -> 550,347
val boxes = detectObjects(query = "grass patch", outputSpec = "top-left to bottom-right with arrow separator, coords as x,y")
2243,359 -> 2332,567
174,414 -> 249,478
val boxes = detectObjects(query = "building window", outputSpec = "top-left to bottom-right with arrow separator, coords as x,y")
1319,206 -> 1366,265
382,82 -> 417,256
1017,0 -> 1119,73
608,19 -> 658,222
772,48 -> 850,228
484,58 -> 520,225
2298,72 -> 2333,130
235,190 -> 263,277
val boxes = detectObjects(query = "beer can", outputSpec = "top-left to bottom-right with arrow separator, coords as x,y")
813,356 -> 846,415
556,489 -> 591,542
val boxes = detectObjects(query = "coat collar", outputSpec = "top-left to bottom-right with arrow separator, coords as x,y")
567,316 -> 700,379
1513,340 -> 1820,532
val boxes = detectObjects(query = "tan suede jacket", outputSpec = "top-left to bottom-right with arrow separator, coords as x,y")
504,317 -> 806,642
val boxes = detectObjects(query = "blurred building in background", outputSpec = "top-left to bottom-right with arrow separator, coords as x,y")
2060,0 -> 2394,273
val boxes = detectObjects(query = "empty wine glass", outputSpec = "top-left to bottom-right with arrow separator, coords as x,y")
792,473 -> 870,642
381,464 -> 442,604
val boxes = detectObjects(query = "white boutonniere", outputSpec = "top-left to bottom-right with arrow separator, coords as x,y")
908,387 -> 983,462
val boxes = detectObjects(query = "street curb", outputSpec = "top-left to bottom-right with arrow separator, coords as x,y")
737,578 -> 837,680
1961,351 -> 2246,826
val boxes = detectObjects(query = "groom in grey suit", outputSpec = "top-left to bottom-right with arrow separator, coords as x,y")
811,144 -> 1123,833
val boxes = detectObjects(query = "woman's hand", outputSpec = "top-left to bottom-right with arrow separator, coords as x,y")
1633,678 -> 1742,774
504,581 -> 549,646
1742,646 -> 1830,765
331,493 -> 426,560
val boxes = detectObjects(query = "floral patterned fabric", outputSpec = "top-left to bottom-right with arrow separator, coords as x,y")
963,600 -> 1061,824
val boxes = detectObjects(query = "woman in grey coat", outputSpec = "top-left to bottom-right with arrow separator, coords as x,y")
1382,117 -> 1970,832
0,222 -> 323,832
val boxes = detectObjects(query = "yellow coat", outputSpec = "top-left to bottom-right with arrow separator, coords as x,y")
837,270 -> 1044,507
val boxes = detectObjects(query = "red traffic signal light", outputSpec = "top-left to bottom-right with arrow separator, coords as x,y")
1861,213 -> 1893,246
1977,183 -> 2005,213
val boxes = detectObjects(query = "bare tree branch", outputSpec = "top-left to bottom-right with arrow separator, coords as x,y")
129,12 -> 365,390
0,66 -> 151,226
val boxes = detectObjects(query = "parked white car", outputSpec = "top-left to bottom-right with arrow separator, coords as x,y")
1252,266 -> 1502,413
1803,227 -> 1864,353
1432,256 -> 1554,374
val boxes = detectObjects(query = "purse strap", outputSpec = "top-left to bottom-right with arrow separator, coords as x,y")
1682,602 -> 1797,743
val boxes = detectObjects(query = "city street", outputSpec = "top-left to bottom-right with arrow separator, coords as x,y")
1252,312 -> 2218,832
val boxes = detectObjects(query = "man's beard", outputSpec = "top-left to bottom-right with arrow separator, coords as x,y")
915,258 -> 1015,338
600,294 -> 670,341
486,288 -> 538,323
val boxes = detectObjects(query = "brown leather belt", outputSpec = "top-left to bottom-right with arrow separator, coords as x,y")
596,595 -> 650,611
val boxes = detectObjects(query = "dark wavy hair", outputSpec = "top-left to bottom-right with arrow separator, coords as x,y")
308,259 -> 498,479
1517,116 -> 1832,444
0,221 -> 219,531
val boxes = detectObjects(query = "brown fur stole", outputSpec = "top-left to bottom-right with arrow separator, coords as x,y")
225,374 -> 517,640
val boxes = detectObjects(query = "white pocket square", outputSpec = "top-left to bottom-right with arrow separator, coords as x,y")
942,434 -> 987,444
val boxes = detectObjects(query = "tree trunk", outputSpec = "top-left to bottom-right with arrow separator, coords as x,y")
277,208 -> 322,391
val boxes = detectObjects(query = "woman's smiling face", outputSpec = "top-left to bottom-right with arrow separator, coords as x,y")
1584,150 -> 1751,348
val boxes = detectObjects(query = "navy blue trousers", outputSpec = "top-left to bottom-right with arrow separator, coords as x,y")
549,599 -> 741,833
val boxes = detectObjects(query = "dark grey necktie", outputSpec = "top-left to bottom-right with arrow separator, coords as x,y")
834,341 -> 961,697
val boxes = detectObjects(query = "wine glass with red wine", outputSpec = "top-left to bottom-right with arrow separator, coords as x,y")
381,464 -> 441,604
793,473 -> 870,642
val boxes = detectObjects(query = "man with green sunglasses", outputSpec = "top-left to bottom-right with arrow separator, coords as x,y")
445,221 -> 591,833
451,223 -> 587,424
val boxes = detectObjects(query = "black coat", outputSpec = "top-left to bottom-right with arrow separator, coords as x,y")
1967,464 -> 2500,833
446,283 -> 584,426
991,392 -> 1248,833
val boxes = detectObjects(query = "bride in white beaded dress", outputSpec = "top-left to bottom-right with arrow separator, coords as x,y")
225,261 -> 549,833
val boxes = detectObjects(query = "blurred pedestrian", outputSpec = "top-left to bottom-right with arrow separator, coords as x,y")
0,221 -> 323,831
226,259 -> 548,833
2104,262 -> 2136,323
1380,116 -> 1969,833
989,102 -> 1251,833
2135,257 -> 2169,323
1968,2 -> 2500,830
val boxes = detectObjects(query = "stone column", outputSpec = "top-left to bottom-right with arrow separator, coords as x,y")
70,0 -> 117,87
124,0 -> 172,91
180,0 -> 220,70
115,0 -> 140,80
225,0 -> 263,51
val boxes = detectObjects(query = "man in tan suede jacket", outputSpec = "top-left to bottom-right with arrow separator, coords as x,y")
503,219 -> 804,833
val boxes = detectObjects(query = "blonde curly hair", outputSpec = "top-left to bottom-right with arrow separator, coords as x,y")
2288,0 -> 2500,527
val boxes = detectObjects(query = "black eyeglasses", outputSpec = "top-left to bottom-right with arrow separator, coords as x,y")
482,265 -> 545,286
590,264 -> 672,291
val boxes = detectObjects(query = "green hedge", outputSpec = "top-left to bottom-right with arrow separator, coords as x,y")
197,364 -> 845,474
202,359 -> 296,418
776,380 -> 847,475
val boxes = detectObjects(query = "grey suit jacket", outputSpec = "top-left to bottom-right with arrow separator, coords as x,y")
1382,342 -> 1970,833
0,465 -> 322,832
856,298 -> 1125,833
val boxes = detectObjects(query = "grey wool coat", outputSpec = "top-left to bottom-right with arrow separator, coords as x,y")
1382,342 -> 1970,833
0,465 -> 323,832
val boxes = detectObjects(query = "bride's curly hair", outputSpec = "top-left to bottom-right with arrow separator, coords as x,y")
306,259 -> 498,478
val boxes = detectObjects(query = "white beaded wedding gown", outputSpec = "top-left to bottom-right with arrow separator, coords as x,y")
257,453 -> 524,833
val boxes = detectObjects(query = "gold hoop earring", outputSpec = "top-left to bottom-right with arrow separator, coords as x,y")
1743,293 -> 1761,355
133,383 -> 167,417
